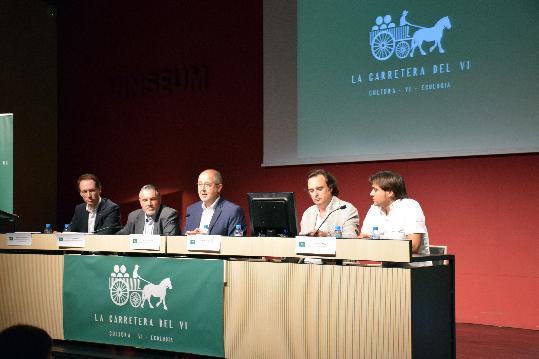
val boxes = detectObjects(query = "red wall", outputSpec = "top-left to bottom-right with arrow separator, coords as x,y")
56,2 -> 538,330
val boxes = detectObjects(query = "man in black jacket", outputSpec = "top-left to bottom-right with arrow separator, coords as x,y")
68,173 -> 121,234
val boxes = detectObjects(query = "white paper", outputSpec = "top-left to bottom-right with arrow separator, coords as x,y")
295,235 -> 336,255
186,235 -> 222,252
56,233 -> 86,248
129,234 -> 161,251
5,232 -> 33,246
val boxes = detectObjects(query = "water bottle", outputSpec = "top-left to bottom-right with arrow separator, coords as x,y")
64,224 -> 70,232
201,224 -> 209,235
334,225 -> 343,238
43,223 -> 53,234
233,224 -> 243,237
372,226 -> 380,239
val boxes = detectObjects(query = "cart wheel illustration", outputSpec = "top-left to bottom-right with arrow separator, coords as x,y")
110,280 -> 129,306
395,41 -> 410,59
130,291 -> 142,308
371,31 -> 395,60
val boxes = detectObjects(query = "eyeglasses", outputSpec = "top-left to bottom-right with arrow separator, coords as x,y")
197,182 -> 220,188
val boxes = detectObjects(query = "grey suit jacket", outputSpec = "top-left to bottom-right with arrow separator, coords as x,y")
116,205 -> 179,236
299,197 -> 359,238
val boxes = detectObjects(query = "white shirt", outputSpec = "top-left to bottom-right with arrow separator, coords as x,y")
143,215 -> 155,235
313,196 -> 337,233
199,197 -> 220,232
300,197 -> 359,239
303,197 -> 343,265
361,198 -> 430,255
86,198 -> 101,233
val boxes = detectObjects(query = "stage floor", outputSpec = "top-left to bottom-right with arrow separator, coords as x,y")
50,323 -> 539,358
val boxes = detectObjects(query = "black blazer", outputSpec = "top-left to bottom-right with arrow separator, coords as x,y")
69,197 -> 121,234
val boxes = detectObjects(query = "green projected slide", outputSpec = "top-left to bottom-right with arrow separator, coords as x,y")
295,0 -> 538,162
0,114 -> 13,212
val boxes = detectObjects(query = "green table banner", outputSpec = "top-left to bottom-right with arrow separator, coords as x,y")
63,256 -> 224,357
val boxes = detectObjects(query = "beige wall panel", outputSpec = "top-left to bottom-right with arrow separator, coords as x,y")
0,251 -> 422,357
0,253 -> 63,339
224,261 -> 412,358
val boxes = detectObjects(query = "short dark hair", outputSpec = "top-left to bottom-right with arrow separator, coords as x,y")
0,324 -> 52,359
77,173 -> 101,190
368,170 -> 408,200
307,169 -> 340,196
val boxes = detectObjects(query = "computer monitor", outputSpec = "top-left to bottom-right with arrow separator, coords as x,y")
0,209 -> 18,233
247,192 -> 298,237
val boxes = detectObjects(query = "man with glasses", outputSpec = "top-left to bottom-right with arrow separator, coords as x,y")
68,173 -> 121,234
183,169 -> 246,236
117,184 -> 179,235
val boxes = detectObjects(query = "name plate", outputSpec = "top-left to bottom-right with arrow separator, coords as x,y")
57,233 -> 86,247
129,234 -> 161,250
295,236 -> 337,255
187,235 -> 222,252
5,232 -> 33,246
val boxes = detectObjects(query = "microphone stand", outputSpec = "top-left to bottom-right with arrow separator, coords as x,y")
313,205 -> 346,236
299,204 -> 347,264
92,225 -> 123,235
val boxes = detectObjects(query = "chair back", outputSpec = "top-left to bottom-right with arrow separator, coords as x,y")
429,245 -> 448,265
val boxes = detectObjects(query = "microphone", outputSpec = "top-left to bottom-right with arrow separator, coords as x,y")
0,209 -> 19,221
92,225 -> 123,234
313,205 -> 347,236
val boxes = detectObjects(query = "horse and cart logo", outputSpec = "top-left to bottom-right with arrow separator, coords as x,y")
108,264 -> 172,310
369,10 -> 452,61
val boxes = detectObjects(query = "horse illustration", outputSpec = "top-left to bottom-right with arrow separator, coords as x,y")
410,16 -> 451,57
140,277 -> 172,311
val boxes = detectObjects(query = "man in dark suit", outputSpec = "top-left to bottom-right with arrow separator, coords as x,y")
183,169 -> 246,236
68,173 -> 121,234
117,184 -> 179,235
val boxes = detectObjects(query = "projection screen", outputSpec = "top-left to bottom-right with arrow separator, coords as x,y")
263,0 -> 539,166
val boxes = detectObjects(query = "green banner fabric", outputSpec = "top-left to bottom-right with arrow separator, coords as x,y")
0,114 -> 13,212
63,256 -> 224,357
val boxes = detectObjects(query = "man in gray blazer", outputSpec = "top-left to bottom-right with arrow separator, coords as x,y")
300,169 -> 359,238
117,184 -> 179,236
